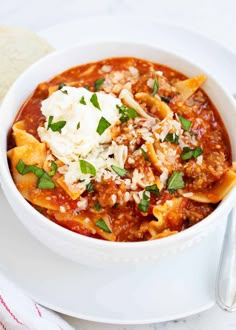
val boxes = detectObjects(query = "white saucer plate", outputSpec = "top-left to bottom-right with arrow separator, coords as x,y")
1,17 -> 235,324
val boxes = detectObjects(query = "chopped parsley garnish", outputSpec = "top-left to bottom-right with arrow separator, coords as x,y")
116,104 -> 138,123
48,160 -> 57,176
111,165 -> 127,177
79,160 -> 96,176
94,78 -> 105,91
138,191 -> 150,213
151,78 -> 159,96
181,146 -> 203,161
90,93 -> 101,110
77,122 -> 81,129
60,89 -> 68,94
178,115 -> 192,131
16,159 -> 55,189
160,95 -> 171,103
79,96 -> 86,105
96,117 -> 111,135
47,116 -> 66,133
86,181 -> 94,193
95,218 -> 111,233
38,172 -> 56,189
58,82 -> 66,90
145,184 -> 160,197
93,201 -> 102,211
140,147 -> 150,162
167,171 -> 185,193
163,133 -> 179,144
84,85 -> 90,90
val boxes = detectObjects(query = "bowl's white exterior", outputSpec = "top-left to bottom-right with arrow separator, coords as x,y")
0,42 -> 236,267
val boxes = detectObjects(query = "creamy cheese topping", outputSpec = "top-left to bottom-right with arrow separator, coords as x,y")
38,86 -> 127,187
38,86 -> 121,162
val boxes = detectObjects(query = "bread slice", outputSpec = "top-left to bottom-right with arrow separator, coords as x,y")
0,26 -> 54,101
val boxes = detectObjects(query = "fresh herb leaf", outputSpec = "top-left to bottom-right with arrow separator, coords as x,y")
94,78 -> 105,91
60,89 -> 68,94
16,159 -> 55,189
167,171 -> 185,193
181,146 -> 203,161
116,104 -> 138,123
58,82 -> 66,90
96,117 -> 111,135
151,78 -> 159,96
38,172 -> 56,189
160,95 -> 171,103
79,159 -> 96,176
140,147 -> 150,162
77,122 -> 80,129
90,93 -> 101,110
138,191 -> 150,212
47,116 -> 66,133
193,146 -> 203,158
163,133 -> 179,144
84,85 -> 90,90
145,184 -> 160,197
178,115 -> 192,131
86,181 -> 94,193
79,96 -> 86,105
16,160 -> 43,177
95,218 -> 111,233
111,165 -> 127,177
93,201 -> 102,211
48,160 -> 57,176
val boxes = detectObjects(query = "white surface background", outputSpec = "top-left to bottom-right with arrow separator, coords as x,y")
1,0 -> 236,329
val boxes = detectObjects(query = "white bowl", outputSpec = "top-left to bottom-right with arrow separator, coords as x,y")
1,41 -> 236,267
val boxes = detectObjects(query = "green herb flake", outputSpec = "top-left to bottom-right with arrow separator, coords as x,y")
178,115 -> 192,131
151,78 -> 159,96
111,165 -> 127,177
160,95 -> 171,103
77,122 -> 81,129
163,133 -> 179,144
79,159 -> 96,176
94,78 -> 105,91
60,89 -> 68,95
58,82 -> 66,90
79,96 -> 86,105
48,160 -> 57,176
96,116 -> 111,135
167,171 -> 185,193
38,172 -> 56,189
181,146 -> 203,161
47,116 -> 66,133
116,104 -> 138,123
145,184 -> 160,197
84,85 -> 90,90
140,147 -> 150,162
138,191 -> 150,212
90,93 -> 101,110
86,181 -> 94,193
95,218 -> 111,233
16,159 -> 55,189
93,201 -> 102,211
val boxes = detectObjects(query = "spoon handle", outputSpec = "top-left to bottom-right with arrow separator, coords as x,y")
216,207 -> 236,311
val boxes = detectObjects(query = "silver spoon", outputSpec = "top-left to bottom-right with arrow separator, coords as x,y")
216,207 -> 236,311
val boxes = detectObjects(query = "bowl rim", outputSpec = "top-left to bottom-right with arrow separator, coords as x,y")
1,39 -> 236,248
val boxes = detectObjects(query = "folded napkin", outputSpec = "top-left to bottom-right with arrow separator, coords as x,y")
0,272 -> 74,330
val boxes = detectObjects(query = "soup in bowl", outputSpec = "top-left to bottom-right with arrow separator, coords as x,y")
1,42 -> 236,266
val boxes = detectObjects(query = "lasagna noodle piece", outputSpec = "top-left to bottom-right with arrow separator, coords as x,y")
184,169 -> 236,203
135,92 -> 172,120
7,122 -> 60,210
174,75 -> 206,101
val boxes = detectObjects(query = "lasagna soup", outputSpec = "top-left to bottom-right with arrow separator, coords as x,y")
7,57 -> 236,242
